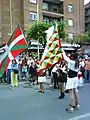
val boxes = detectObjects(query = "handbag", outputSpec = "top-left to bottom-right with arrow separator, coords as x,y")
14,69 -> 18,74
22,66 -> 27,73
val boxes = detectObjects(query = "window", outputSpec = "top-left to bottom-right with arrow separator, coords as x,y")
68,33 -> 74,40
29,12 -> 37,21
68,19 -> 74,27
43,2 -> 48,10
52,5 -> 58,12
68,4 -> 73,12
29,0 -> 36,4
43,17 -> 49,23
53,8 -> 58,12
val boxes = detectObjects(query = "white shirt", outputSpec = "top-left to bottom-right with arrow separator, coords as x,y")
60,66 -> 67,74
62,50 -> 78,72
7,61 -> 12,69
79,61 -> 85,68
52,64 -> 59,73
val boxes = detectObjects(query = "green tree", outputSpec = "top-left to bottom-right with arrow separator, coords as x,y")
58,21 -> 66,39
74,34 -> 90,44
26,21 -> 66,46
26,22 -> 51,45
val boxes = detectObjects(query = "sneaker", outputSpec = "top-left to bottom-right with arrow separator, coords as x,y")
66,107 -> 74,112
38,91 -> 44,93
49,84 -> 53,87
76,89 -> 79,92
73,104 -> 80,110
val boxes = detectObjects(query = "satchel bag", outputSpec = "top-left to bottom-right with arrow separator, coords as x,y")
14,69 -> 18,74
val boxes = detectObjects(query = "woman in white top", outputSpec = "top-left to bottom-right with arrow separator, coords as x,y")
62,49 -> 80,112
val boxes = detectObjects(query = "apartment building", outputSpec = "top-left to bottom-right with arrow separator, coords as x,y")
85,2 -> 90,32
0,0 -> 84,44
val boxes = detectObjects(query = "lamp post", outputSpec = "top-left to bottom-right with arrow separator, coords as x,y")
10,0 -> 13,34
37,0 -> 40,60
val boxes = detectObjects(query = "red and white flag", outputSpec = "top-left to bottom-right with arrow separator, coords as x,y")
0,26 -> 28,77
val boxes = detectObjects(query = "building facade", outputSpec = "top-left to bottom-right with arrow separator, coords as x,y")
85,2 -> 90,32
0,0 -> 84,44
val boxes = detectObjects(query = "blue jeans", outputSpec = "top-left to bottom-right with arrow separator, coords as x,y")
84,70 -> 90,82
6,69 -> 11,84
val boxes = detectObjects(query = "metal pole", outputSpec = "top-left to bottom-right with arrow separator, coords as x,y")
37,0 -> 40,60
10,0 -> 13,33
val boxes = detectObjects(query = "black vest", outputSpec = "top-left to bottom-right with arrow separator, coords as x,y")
68,69 -> 77,78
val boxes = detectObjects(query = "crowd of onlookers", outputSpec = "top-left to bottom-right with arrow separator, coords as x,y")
0,52 -> 39,86
0,51 -> 90,87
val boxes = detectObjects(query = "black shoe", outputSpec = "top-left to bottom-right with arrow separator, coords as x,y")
65,90 -> 69,93
59,93 -> 65,99
54,87 -> 57,89
38,90 -> 42,93
38,91 -> 44,93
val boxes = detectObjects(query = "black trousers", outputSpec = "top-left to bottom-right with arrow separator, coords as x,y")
52,72 -> 58,89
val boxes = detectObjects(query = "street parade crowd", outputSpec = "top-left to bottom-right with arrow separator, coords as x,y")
1,50 -> 90,112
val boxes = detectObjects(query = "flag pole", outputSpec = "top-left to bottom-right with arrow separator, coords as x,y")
37,0 -> 40,60
10,0 -> 13,34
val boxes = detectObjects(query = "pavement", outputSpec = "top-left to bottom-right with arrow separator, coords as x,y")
0,81 -> 90,120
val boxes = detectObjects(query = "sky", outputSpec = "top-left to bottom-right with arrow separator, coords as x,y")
84,0 -> 90,5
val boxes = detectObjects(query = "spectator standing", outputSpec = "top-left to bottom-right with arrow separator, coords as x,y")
77,69 -> 83,87
29,62 -> 37,85
79,59 -> 85,79
21,60 -> 28,80
85,59 -> 90,83
11,59 -> 19,87
6,61 -> 12,84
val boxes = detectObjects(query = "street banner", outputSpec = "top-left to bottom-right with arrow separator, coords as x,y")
0,25 -> 28,77
37,23 -> 63,72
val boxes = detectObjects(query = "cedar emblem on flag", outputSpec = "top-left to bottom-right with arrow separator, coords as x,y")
38,23 -> 62,72
0,25 -> 28,77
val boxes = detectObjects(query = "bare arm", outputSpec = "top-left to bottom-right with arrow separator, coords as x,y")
62,49 -> 75,64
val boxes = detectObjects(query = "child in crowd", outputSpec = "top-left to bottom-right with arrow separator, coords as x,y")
78,69 -> 83,87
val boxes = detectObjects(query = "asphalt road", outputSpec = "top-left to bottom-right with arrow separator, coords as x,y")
0,82 -> 90,120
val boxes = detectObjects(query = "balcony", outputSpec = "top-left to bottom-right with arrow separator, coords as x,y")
85,19 -> 90,24
43,1 -> 63,18
43,11 -> 64,18
85,11 -> 90,17
43,0 -> 63,4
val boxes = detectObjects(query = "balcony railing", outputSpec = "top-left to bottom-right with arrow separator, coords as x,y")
43,7 -> 63,14
43,0 -> 63,3
43,10 -> 64,18
85,12 -> 90,17
85,18 -> 90,23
